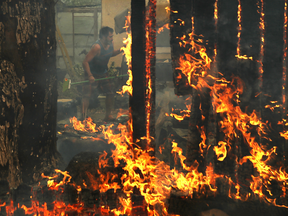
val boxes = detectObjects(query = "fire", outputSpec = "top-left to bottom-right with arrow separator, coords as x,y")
118,14 -> 133,96
86,171 -> 121,193
214,0 -> 218,62
174,23 -> 288,207
213,141 -> 228,161
235,0 -> 253,61
0,202 -> 5,208
145,0 -> 156,145
165,97 -> 192,121
237,0 -> 242,57
165,6 -> 178,14
214,0 -> 218,22
95,120 -> 223,214
116,108 -> 129,119
235,55 -> 253,60
259,0 -> 265,87
5,2 -> 288,215
283,0 -> 287,118
157,23 -> 170,34
70,116 -> 98,133
165,110 -> 191,121
264,101 -> 282,112
280,130 -> 288,139
198,125 -> 208,157
41,169 -> 72,191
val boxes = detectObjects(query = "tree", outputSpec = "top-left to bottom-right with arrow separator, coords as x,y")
0,0 -> 59,188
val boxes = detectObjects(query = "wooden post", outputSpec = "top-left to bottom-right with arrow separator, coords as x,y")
146,0 -> 157,155
130,0 -> 146,144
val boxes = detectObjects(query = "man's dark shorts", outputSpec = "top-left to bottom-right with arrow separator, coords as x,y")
83,73 -> 115,98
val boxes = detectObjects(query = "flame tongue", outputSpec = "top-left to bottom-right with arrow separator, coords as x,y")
118,15 -> 133,96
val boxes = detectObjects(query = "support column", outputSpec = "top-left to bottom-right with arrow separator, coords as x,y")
131,0 -> 146,144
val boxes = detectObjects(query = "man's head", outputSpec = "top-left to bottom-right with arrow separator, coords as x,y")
99,26 -> 114,45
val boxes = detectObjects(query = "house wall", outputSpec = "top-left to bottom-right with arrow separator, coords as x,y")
56,7 -> 101,70
102,0 -> 131,67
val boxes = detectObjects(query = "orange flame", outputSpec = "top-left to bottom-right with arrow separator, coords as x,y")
198,125 -> 208,157
235,0 -> 253,60
165,109 -> 191,121
213,141 -> 228,161
116,108 -> 129,119
70,116 -> 98,133
41,169 -> 72,191
157,23 -> 170,34
5,3 -> 288,215
214,0 -> 218,62
118,14 -> 133,96
237,0 -> 242,57
175,26 -> 288,207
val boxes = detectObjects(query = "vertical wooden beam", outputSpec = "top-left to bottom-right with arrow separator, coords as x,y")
146,0 -> 157,154
131,0 -> 146,144
72,11 -> 75,64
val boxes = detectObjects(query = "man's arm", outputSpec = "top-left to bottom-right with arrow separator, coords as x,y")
111,48 -> 123,57
82,44 -> 100,82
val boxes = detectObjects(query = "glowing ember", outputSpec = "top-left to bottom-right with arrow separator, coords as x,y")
214,0 -> 218,61
145,0 -> 156,145
283,0 -> 288,118
259,0 -> 265,88
235,0 -> 253,60
265,101 -> 282,112
237,0 -> 242,57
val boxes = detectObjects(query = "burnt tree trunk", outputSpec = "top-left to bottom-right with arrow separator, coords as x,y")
131,0 -> 146,144
0,0 -> 59,187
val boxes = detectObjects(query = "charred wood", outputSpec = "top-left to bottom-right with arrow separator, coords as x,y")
0,0 -> 59,187
170,0 -> 193,96
131,0 -> 146,144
